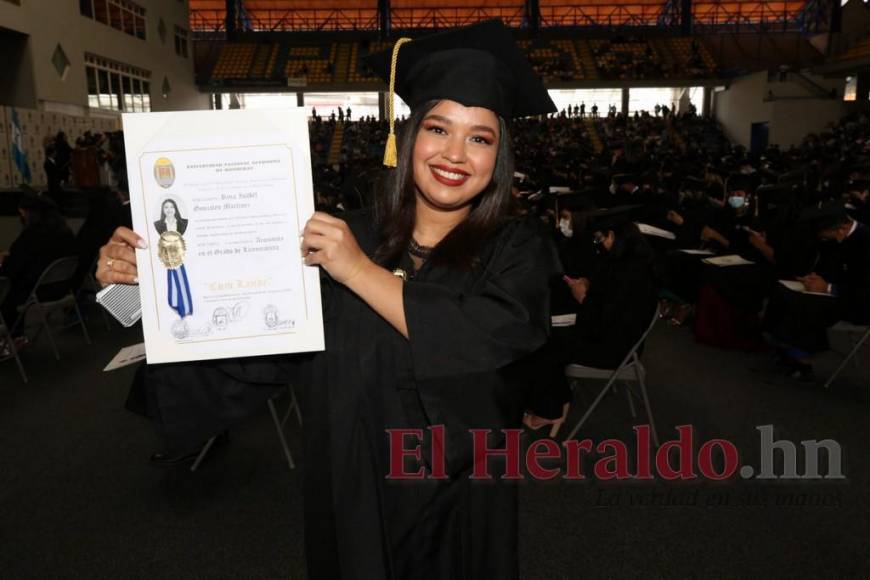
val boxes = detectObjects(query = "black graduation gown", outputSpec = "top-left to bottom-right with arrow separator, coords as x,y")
124,208 -> 559,577
569,234 -> 659,369
0,225 -> 77,327
764,223 -> 870,352
297,209 -> 559,579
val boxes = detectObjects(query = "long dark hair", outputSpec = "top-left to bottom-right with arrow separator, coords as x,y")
373,100 -> 515,270
159,198 -> 184,222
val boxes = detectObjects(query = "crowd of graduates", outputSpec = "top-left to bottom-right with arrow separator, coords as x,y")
5,108 -> 869,383
509,109 -> 870,382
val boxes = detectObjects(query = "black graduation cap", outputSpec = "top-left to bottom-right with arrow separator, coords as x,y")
726,173 -> 755,194
612,173 -> 638,187
847,177 -> 870,191
800,202 -> 850,232
18,191 -> 57,211
367,19 -> 556,120
558,194 -> 597,213
583,204 -> 643,231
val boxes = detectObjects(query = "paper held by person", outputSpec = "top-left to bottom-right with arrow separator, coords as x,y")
122,109 -> 324,364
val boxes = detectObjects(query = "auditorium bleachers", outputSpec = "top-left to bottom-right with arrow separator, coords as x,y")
203,35 -> 723,86
211,43 -> 257,80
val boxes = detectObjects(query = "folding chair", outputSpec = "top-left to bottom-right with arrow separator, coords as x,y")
0,277 -> 28,383
191,383 -> 303,472
824,321 -> 870,389
563,305 -> 660,447
11,256 -> 91,360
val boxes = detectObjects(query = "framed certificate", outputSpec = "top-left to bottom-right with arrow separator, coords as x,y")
122,109 -> 324,364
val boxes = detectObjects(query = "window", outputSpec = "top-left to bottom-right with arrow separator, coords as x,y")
93,0 -> 108,24
80,0 -> 146,40
85,54 -> 151,113
174,26 -> 189,58
51,44 -> 71,80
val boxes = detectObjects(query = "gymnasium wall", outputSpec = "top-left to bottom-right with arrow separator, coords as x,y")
0,105 -> 119,188
714,71 -> 846,149
0,0 -> 209,163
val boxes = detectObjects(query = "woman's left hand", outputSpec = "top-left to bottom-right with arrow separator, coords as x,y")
301,212 -> 372,285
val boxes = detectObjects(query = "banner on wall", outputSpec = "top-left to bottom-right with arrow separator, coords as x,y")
10,108 -> 31,185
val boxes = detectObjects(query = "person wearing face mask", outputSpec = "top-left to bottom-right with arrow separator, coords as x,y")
565,206 -> 659,369
691,174 -> 776,349
0,193 -> 76,346
700,174 -> 773,264
764,203 -> 870,381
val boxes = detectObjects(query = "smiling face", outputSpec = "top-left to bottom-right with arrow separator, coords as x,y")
412,100 -> 500,212
162,201 -> 176,219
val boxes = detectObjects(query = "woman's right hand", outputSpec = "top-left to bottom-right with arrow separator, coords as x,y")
96,226 -> 146,286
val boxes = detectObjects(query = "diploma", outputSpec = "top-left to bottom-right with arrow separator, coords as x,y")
122,109 -> 324,364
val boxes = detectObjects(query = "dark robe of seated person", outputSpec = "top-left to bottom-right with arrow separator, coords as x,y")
0,193 -> 76,331
765,206 -> 870,355
569,207 -> 659,369
126,355 -> 294,457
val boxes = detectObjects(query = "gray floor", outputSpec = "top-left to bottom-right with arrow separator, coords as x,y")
1,307 -> 868,579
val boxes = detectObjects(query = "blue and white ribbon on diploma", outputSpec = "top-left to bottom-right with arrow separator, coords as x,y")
167,264 -> 193,318
157,231 -> 194,320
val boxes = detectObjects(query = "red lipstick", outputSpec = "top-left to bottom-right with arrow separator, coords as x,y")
429,164 -> 470,186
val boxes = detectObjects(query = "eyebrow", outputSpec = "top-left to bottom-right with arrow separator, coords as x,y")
423,114 -> 498,137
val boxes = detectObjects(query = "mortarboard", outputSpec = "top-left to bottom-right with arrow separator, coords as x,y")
726,173 -> 755,194
366,19 -> 557,167
800,202 -> 850,232
583,204 -> 644,231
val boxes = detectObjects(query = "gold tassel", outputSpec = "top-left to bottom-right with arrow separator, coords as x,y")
383,37 -> 412,168
383,133 -> 398,168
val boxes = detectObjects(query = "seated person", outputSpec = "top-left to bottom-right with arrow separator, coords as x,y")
845,177 -> 869,224
0,193 -> 76,341
566,205 -> 659,368
764,204 -> 870,381
699,174 -> 773,265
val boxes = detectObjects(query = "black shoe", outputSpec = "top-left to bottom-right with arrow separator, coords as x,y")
148,431 -> 230,468
149,449 -> 201,467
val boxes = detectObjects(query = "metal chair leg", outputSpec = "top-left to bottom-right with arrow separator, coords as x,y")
635,360 -> 660,448
268,398 -> 295,470
71,295 -> 92,345
1,327 -> 27,383
290,385 -> 302,427
565,375 -> 620,442
36,305 -> 60,360
824,328 -> 870,389
624,381 -> 637,418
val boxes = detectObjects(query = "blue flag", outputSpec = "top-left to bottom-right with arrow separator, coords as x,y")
10,108 -> 32,185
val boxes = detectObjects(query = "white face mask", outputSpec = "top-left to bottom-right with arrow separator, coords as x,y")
558,218 -> 573,238
728,195 -> 746,209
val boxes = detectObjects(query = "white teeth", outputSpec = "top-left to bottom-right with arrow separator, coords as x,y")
431,167 -> 467,181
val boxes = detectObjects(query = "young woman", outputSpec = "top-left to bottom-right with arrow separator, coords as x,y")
97,20 -> 566,579
153,198 -> 187,235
